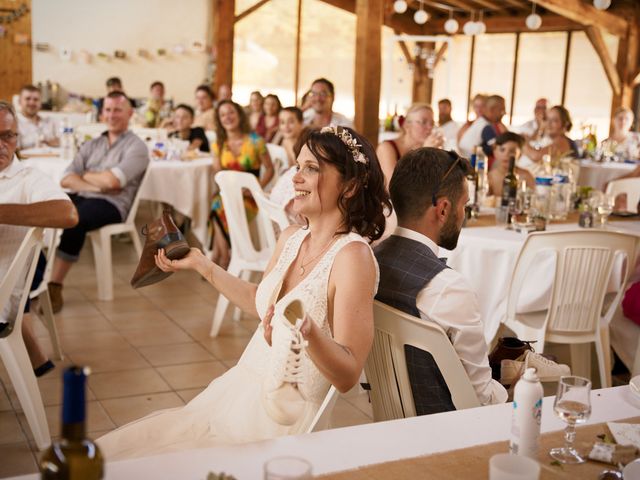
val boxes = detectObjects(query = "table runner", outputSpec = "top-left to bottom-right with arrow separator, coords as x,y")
319,417 -> 640,479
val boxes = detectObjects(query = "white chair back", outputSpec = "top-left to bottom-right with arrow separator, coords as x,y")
253,192 -> 290,233
606,177 -> 640,213
0,227 -> 51,449
75,123 -> 107,140
215,170 -> 278,263
125,166 -> 152,226
506,230 -> 638,340
306,386 -> 340,433
132,127 -> 168,141
365,301 -> 480,422
264,143 -> 289,192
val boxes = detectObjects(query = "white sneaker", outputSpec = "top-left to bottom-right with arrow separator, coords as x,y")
262,298 -> 308,426
500,351 -> 571,385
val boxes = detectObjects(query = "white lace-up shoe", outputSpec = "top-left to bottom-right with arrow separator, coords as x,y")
501,351 -> 571,385
262,298 -> 309,425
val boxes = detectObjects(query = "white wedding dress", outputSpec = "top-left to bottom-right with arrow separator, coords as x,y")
98,228 -> 377,460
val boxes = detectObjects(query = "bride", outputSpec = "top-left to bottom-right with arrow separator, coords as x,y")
97,126 -> 390,459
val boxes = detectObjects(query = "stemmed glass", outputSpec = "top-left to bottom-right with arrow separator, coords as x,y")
596,193 -> 615,227
550,376 -> 592,464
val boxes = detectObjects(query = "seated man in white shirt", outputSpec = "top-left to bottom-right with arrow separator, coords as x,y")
302,78 -> 353,129
0,101 -> 78,375
374,147 -> 507,413
16,84 -> 60,149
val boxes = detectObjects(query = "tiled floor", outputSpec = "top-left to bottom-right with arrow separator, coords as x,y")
0,215 -> 373,478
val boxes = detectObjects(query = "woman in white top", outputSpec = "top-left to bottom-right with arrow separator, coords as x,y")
97,126 -> 390,459
602,107 -> 640,161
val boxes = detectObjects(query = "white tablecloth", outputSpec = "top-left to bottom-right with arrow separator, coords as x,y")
9,386 -> 638,480
440,220 -> 640,343
20,150 -> 213,245
578,160 -> 637,191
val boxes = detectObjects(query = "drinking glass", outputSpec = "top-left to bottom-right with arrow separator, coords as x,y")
596,193 -> 615,227
264,457 -> 312,480
550,376 -> 592,464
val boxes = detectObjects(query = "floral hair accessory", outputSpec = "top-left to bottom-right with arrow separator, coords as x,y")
320,125 -> 368,165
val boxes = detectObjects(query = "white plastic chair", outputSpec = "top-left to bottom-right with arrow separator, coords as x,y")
87,168 -> 150,301
253,190 -> 291,234
606,177 -> 640,213
264,143 -> 289,192
28,228 -> 63,360
365,301 -> 480,422
503,230 -> 639,388
0,228 -> 51,450
306,385 -> 340,433
210,171 -> 280,337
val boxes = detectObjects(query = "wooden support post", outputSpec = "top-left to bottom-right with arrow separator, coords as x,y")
465,35 -> 476,122
354,0 -> 383,145
412,42 -> 435,105
294,0 -> 303,104
585,25 -> 621,97
213,0 -> 235,94
0,0 -> 32,101
610,24 -> 639,133
509,32 -> 520,126
560,31 -> 572,106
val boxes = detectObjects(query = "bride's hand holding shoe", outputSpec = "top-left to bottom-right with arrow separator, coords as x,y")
155,247 -> 208,274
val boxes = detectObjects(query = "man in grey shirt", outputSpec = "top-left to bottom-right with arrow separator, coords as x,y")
49,91 -> 149,312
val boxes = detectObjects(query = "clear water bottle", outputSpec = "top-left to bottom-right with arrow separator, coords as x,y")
509,368 -> 543,459
550,172 -> 571,220
534,176 -> 553,219
60,121 -> 76,160
475,146 -> 488,203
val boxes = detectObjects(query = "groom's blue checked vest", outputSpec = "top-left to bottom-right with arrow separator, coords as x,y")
373,234 -> 456,415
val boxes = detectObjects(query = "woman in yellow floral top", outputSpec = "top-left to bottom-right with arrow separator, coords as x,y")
210,100 -> 274,268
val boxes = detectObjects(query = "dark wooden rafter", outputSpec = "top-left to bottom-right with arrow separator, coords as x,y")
434,41 -> 448,68
529,0 -> 628,37
509,32 -> 520,124
320,0 -> 426,35
560,31 -> 572,106
421,14 -> 583,34
584,25 -> 621,97
235,0 -> 271,23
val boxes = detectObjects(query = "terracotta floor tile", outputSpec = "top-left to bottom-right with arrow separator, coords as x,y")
105,310 -> 173,330
55,314 -> 115,334
198,336 -> 252,362
119,324 -> 193,347
100,392 -> 185,427
0,442 -> 38,477
66,346 -> 150,373
0,411 -> 27,445
147,293 -> 211,311
54,302 -> 103,319
138,342 -> 214,367
156,361 -> 228,390
89,368 -> 171,399
18,401 -> 115,442
175,388 -> 204,403
57,330 -> 129,353
94,296 -> 158,315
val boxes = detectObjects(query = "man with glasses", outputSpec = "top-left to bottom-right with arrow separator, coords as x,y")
303,78 -> 353,129
374,147 -> 507,414
17,84 -> 60,149
0,101 -> 78,376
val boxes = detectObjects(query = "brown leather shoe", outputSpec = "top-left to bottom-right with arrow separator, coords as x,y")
48,282 -> 63,313
130,210 -> 190,288
488,337 -> 534,381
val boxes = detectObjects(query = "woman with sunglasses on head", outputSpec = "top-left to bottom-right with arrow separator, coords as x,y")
97,126 -> 390,460
376,103 -> 445,190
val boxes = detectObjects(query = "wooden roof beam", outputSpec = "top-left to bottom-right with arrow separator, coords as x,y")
585,25 -> 621,96
234,0 -> 271,23
529,0 -> 627,37
319,0 -> 425,35
421,14 -> 583,34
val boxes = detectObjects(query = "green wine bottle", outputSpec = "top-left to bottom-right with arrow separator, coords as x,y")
40,367 -> 104,480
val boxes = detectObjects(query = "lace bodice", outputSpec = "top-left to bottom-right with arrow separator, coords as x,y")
242,227 -> 378,402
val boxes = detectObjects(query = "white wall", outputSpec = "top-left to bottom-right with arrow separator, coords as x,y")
31,0 -> 211,104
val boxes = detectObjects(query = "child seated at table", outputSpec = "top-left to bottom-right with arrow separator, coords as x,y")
168,104 -> 210,153
488,132 -> 535,197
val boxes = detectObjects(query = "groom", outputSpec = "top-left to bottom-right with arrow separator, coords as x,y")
374,148 -> 506,415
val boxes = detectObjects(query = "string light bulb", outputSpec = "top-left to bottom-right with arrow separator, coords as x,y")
393,0 -> 408,14
525,1 -> 542,30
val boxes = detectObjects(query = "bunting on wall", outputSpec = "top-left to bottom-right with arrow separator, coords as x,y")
0,3 -> 29,24
30,41 -> 211,61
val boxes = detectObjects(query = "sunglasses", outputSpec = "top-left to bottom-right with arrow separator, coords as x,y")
432,150 -> 463,207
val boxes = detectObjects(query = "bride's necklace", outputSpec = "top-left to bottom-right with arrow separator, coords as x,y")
298,236 -> 337,276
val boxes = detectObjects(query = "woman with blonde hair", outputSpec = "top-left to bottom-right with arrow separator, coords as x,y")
602,107 -> 640,161
376,103 -> 444,189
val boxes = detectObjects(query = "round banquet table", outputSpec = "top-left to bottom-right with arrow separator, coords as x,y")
439,216 -> 640,344
577,160 -> 637,191
19,148 -> 213,246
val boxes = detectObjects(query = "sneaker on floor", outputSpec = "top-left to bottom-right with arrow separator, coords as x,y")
262,298 -> 308,426
500,351 -> 570,385
47,282 -> 63,313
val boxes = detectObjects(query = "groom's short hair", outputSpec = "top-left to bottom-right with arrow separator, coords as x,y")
390,148 -> 470,223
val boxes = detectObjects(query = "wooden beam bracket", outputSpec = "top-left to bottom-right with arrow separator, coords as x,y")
235,0 -> 271,23
585,25 -> 622,97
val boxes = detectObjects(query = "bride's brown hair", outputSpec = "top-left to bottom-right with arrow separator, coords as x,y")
296,127 -> 391,242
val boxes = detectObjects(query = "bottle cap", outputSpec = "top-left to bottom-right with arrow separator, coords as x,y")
522,367 -> 539,382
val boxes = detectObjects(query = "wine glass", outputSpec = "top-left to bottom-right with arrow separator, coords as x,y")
550,376 -> 592,464
264,457 -> 312,480
597,193 -> 615,227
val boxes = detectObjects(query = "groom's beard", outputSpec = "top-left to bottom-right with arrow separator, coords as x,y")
439,210 -> 462,251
